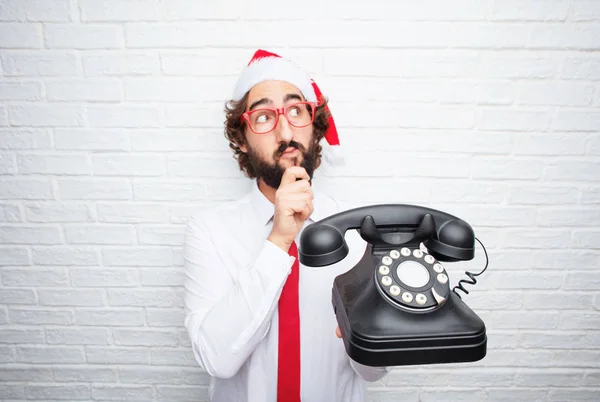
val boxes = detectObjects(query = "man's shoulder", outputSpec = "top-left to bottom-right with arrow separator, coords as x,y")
186,194 -> 251,228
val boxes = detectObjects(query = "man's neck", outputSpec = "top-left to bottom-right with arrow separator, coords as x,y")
257,178 -> 277,204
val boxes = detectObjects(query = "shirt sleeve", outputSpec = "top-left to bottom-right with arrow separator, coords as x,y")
349,358 -> 392,382
182,214 -> 294,379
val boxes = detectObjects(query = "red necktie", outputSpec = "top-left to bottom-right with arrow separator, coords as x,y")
277,241 -> 301,401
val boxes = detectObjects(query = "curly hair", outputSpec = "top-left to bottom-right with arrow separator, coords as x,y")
223,94 -> 331,179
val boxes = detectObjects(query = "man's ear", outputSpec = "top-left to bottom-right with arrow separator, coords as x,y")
239,143 -> 247,153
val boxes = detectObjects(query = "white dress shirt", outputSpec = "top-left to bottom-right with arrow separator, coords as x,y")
183,178 -> 390,402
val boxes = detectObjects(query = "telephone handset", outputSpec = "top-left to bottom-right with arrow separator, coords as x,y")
299,204 -> 487,367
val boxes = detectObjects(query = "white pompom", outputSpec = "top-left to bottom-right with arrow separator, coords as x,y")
323,144 -> 345,166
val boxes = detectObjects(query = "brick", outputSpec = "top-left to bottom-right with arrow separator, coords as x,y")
484,250 -> 533,271
0,247 -> 30,266
548,389 -> 600,400
0,384 -> 25,399
571,0 -> 600,21
151,348 -> 197,366
560,313 -> 600,330
102,247 -> 173,266
17,346 -> 85,363
543,161 -> 600,181
141,268 -> 184,287
39,289 -> 104,307
535,251 -> 600,269
138,225 -> 184,246
449,23 -> 529,48
53,366 -> 117,382
485,311 -> 559,329
161,52 -> 251,76
0,152 -> 16,174
495,272 -> 563,290
0,106 -> 6,126
524,292 -> 593,310
537,208 -> 600,227
584,371 -> 600,386
167,156 -> 241,178
47,328 -> 109,345
0,226 -> 61,245
572,231 -> 600,249
133,180 -> 206,202
520,82 -> 594,106
314,178 -> 431,204
491,0 -> 570,20
87,106 -> 161,128
120,367 -> 184,384
10,308 -> 74,325
206,179 -> 254,201
0,328 -> 45,344
114,329 -> 178,347
83,52 -> 160,76
0,346 -> 15,363
97,203 -> 167,223
529,24 -> 600,49
169,204 -> 210,224
45,24 -> 123,49
0,204 -> 21,222
518,332 -> 588,349
86,347 -> 149,364
479,349 -> 554,367
586,135 -> 600,155
475,389 -> 548,402
0,366 -> 52,381
71,267 -> 139,287
467,291 -> 524,310
181,368 -> 210,385
478,108 -> 551,131
0,129 -> 51,149
108,289 -> 183,308
0,23 -> 42,48
164,104 -> 226,128
503,229 -> 572,249
25,202 -> 94,223
1,50 -> 79,76
0,288 -> 36,304
125,77 -> 233,102
54,128 -> 129,151
471,158 -> 543,180
75,308 -> 144,326
562,57 -> 600,80
0,309 -> 6,324
32,246 -> 99,265
146,308 -> 185,327
156,386 -> 209,401
484,53 -> 557,78
552,350 -> 600,367
0,81 -> 43,101
420,389 -> 485,402
92,385 -> 154,401
17,154 -> 92,175
58,178 -> 131,200
0,0 -> 72,22
46,79 -> 123,102
0,179 -> 54,200
92,154 -> 165,176
65,225 -> 135,245
552,111 -> 600,131
9,104 -> 83,127
128,129 -> 221,152
26,384 -> 91,400
2,267 -> 68,286
508,185 -> 579,205
80,0 -> 160,21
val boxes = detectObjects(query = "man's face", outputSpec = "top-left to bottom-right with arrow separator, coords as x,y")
239,80 -> 318,189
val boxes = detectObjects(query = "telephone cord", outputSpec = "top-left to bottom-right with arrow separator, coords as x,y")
452,237 -> 488,298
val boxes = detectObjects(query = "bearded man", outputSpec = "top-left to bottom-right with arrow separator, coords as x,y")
183,50 -> 390,402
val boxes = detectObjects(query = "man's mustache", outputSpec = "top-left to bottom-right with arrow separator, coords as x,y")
275,140 -> 305,157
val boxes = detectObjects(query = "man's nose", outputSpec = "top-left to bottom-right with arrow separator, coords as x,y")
275,114 -> 294,142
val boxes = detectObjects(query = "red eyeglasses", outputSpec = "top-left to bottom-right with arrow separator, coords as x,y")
242,101 -> 316,134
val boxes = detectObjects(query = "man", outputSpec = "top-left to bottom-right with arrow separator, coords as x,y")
183,50 -> 390,402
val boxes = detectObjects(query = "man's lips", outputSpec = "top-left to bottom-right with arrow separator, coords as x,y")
282,147 -> 299,155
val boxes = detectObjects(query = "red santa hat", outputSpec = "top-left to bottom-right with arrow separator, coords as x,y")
232,49 -> 344,165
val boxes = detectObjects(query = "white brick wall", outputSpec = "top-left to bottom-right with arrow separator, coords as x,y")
0,0 -> 599,401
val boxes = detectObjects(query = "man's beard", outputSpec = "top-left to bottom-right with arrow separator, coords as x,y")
246,140 -> 317,189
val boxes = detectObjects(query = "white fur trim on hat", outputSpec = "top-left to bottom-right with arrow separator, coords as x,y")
232,56 -> 317,102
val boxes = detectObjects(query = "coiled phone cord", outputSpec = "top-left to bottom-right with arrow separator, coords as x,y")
452,237 -> 489,299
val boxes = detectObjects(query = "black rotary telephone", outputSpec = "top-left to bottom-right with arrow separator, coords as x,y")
298,204 -> 488,367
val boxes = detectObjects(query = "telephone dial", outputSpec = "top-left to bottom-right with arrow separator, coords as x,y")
298,204 -> 488,367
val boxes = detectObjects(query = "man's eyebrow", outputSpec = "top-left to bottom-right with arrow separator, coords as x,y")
248,97 -> 271,111
284,93 -> 304,103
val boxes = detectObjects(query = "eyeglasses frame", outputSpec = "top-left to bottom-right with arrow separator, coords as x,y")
241,101 -> 317,135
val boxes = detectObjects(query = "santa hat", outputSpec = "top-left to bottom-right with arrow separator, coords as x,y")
232,49 -> 344,165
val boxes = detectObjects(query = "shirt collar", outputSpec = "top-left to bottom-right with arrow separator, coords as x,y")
250,179 -> 325,226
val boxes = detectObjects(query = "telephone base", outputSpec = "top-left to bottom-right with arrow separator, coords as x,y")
332,244 -> 487,367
